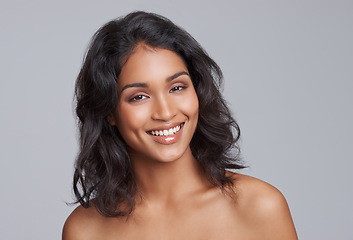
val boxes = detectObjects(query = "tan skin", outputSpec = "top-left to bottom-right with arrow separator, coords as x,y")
63,45 -> 298,240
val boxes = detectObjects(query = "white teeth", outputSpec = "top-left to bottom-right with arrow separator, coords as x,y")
150,124 -> 182,136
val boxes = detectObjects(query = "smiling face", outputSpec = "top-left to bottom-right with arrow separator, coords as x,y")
109,45 -> 199,164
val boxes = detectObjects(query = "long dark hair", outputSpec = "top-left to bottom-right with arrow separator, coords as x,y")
73,11 -> 245,217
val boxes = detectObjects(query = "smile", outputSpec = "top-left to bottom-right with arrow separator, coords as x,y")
147,123 -> 184,137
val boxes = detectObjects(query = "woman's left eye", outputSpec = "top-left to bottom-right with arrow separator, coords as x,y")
170,86 -> 187,93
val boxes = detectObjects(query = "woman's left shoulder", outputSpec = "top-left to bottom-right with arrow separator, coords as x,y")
230,173 -> 285,205
227,172 -> 298,239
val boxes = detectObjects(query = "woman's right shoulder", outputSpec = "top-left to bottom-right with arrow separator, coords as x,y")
62,204 -> 103,240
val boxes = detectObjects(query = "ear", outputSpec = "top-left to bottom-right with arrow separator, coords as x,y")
107,114 -> 117,126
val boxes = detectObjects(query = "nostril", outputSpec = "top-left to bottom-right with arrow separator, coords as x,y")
151,99 -> 176,121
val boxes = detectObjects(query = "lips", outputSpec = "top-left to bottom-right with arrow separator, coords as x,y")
145,122 -> 185,144
146,123 -> 184,136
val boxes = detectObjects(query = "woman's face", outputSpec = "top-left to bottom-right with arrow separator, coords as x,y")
110,45 -> 199,163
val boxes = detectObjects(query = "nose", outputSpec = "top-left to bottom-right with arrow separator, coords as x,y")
151,94 -> 176,121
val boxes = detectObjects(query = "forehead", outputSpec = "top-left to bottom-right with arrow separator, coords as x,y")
118,45 -> 188,86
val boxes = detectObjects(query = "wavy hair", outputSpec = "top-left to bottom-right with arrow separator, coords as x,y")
73,11 -> 245,217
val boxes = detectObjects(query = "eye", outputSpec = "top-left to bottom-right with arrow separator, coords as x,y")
128,94 -> 148,102
170,85 -> 187,93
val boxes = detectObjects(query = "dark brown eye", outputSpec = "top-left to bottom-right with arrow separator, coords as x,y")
170,86 -> 187,93
128,95 -> 147,102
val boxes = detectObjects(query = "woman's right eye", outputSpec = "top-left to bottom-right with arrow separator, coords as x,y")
128,95 -> 147,102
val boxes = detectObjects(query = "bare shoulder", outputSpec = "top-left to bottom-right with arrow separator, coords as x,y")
231,173 -> 287,208
62,204 -> 104,240
229,172 -> 298,240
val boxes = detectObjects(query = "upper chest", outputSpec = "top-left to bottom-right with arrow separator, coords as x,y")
93,196 -> 257,240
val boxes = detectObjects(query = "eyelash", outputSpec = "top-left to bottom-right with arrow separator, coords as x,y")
128,95 -> 148,102
128,85 -> 187,102
170,85 -> 187,93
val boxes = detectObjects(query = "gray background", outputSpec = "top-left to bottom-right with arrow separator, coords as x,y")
1,0 -> 352,239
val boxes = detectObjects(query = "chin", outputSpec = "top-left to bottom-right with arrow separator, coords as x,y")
141,144 -> 191,164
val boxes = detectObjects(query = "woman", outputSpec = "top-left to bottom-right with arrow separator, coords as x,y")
63,11 -> 298,239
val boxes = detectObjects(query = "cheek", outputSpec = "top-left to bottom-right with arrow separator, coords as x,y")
117,104 -> 150,134
180,91 -> 199,117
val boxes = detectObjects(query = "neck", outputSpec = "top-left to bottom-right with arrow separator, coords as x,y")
130,147 -> 210,204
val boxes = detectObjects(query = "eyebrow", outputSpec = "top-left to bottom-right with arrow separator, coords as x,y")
120,83 -> 148,93
167,71 -> 189,82
120,71 -> 189,93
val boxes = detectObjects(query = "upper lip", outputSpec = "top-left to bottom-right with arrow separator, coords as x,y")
146,122 -> 184,132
